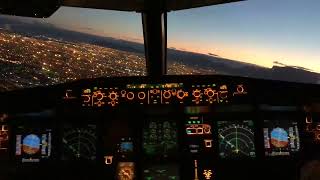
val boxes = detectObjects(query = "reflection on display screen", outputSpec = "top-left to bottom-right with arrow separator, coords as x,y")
143,119 -> 178,158
119,139 -> 134,153
117,162 -> 135,180
218,120 -> 256,158
62,124 -> 96,161
15,127 -> 52,163
143,164 -> 180,180
264,120 -> 300,156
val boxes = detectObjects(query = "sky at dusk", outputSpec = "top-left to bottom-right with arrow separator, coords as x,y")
6,0 -> 320,72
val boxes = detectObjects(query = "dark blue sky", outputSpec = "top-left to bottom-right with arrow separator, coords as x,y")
16,0 -> 320,72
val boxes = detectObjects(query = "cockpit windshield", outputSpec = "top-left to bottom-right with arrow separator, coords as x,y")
167,0 -> 320,84
1,1 -> 320,92
0,7 -> 145,92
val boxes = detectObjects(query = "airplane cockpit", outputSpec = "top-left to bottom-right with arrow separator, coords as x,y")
0,0 -> 320,180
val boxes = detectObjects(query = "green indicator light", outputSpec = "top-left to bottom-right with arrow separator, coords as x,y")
192,121 -> 196,124
188,121 -> 191,124
197,121 -> 200,124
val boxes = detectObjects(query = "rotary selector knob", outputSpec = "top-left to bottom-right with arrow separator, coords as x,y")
108,91 -> 119,101
95,91 -> 104,101
205,88 -> 216,98
177,90 -> 186,100
192,89 -> 201,98
82,95 -> 91,103
138,92 -> 146,100
163,90 -> 172,99
126,92 -> 135,100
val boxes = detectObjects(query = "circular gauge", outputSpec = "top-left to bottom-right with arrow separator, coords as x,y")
218,121 -> 255,158
63,127 -> 96,160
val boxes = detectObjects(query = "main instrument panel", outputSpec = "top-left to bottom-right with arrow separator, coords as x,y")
0,75 -> 320,180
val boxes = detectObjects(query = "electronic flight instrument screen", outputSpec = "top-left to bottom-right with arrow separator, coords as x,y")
0,124 -> 9,159
15,126 -> 52,163
218,120 -> 256,158
143,117 -> 180,180
143,118 -> 178,158
62,124 -> 97,161
263,119 -> 300,156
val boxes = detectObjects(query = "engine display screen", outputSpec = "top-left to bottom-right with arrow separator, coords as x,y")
263,119 -> 300,156
143,119 -> 178,158
15,127 -> 52,163
143,163 -> 180,180
218,120 -> 256,158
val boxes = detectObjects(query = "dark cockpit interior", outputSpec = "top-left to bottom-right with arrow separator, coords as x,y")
0,0 -> 320,180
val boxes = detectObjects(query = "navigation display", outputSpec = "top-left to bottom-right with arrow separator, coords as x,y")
263,119 -> 300,156
218,120 -> 256,158
143,119 -> 178,158
15,127 -> 52,163
62,124 -> 97,161
143,163 -> 180,180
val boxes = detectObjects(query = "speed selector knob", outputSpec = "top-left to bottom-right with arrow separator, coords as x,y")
163,90 -> 171,99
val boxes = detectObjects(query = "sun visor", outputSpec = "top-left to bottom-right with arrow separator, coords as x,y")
0,0 -> 244,18
0,0 -> 61,18
62,0 -> 244,12
167,0 -> 244,11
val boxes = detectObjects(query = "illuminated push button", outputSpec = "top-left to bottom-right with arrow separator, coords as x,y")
150,89 -> 159,94
163,90 -> 171,99
121,90 -> 126,97
203,125 -> 212,134
126,92 -> 135,100
138,92 -> 146,100
204,139 -> 213,148
316,133 -> 320,141
306,116 -> 313,124
104,156 -> 113,165
219,91 -> 228,99
237,85 -> 245,93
